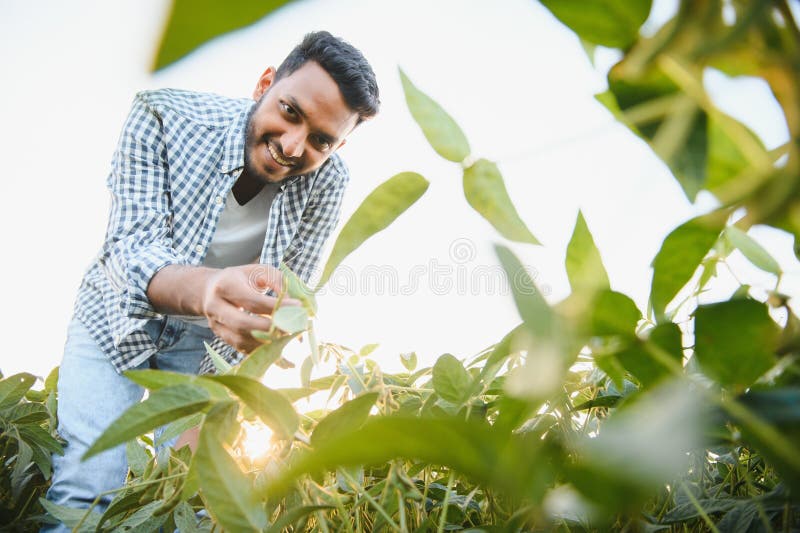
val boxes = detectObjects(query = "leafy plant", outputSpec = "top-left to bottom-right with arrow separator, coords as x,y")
12,0 -> 800,531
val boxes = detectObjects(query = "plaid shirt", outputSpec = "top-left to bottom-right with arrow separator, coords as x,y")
74,89 -> 349,374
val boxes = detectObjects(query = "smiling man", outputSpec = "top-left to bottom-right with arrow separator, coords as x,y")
43,31 -> 379,530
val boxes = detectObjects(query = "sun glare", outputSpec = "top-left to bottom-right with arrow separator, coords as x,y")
240,421 -> 274,460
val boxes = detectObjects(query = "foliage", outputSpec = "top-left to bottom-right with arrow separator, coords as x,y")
0,368 -> 61,532
9,0 -> 800,531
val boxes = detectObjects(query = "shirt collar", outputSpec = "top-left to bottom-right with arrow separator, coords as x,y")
219,103 -> 250,175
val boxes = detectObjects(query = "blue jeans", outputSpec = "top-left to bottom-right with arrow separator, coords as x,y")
42,315 -> 215,532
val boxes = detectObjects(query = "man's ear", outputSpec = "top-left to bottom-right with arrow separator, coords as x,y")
253,66 -> 276,101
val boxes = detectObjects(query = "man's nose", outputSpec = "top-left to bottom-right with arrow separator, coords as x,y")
281,130 -> 305,158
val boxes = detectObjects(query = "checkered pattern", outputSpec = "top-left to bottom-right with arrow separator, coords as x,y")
74,89 -> 349,374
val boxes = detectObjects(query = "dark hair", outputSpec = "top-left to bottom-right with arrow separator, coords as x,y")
275,31 -> 380,124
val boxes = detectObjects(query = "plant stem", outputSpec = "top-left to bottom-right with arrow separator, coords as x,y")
436,471 -> 455,533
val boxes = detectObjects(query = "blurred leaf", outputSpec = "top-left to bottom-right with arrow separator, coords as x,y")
155,412 -> 204,447
738,388 -> 800,427
589,290 -> 641,337
539,0 -> 652,49
494,244 -> 554,337
694,299 -> 780,389
84,385 -> 211,459
301,356 -> 313,389
575,381 -> 704,507
723,226 -> 782,275
318,172 -> 429,287
616,322 -> 682,387
432,354 -> 472,405
195,402 -> 267,531
0,373 -> 36,410
706,116 -> 768,196
208,375 -> 298,439
153,0 -> 295,70
650,210 -> 728,319
235,333 -> 297,379
280,262 -> 317,315
604,66 -> 708,201
260,416 -> 552,502
399,68 -> 470,162
464,160 -> 540,245
311,392 -> 379,448
272,306 -> 309,334
566,210 -> 610,293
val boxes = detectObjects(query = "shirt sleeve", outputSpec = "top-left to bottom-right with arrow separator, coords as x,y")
283,157 -> 350,284
99,92 -> 184,319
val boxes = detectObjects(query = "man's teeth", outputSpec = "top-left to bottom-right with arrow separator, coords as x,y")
268,144 -> 293,167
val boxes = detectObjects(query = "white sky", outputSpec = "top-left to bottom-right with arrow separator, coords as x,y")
1,0 -> 797,389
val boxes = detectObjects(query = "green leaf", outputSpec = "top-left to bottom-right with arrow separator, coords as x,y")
566,210 -> 610,293
265,505 -> 335,533
463,160 -> 540,245
155,412 -> 204,447
173,501 -> 200,533
195,402 -> 267,531
280,262 -> 317,315
125,369 -> 228,399
539,0 -> 652,49
606,65 -> 708,201
0,373 -> 36,409
706,117 -> 768,196
126,441 -> 150,477
311,392 -> 379,448
300,356 -> 313,388
432,354 -> 473,405
318,172 -> 429,287
650,210 -> 728,319
153,0 -> 295,70
723,226 -> 782,275
84,385 -> 211,459
494,244 -> 554,338
694,299 -> 780,389
400,352 -> 417,372
204,341 -> 232,374
399,68 -> 470,162
235,333 -> 297,379
589,290 -> 641,337
208,375 -> 299,439
616,323 -> 682,387
260,416 -> 552,502
272,306 -> 309,334
359,343 -> 379,357
40,498 -> 100,531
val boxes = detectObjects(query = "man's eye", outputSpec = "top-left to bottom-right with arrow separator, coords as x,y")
314,136 -> 331,150
281,102 -> 296,116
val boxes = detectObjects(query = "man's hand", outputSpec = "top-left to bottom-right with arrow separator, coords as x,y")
147,264 -> 299,354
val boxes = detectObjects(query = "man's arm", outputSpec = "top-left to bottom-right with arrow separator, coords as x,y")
147,263 -> 295,354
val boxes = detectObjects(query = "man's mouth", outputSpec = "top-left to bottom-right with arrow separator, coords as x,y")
268,143 -> 295,168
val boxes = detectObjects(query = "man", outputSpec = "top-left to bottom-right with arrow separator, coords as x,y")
43,31 -> 379,529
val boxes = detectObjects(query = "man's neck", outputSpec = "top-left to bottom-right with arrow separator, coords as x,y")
231,170 -> 267,206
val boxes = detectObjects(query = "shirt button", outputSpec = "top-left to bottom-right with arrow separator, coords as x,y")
195,244 -> 204,253
215,195 -> 223,205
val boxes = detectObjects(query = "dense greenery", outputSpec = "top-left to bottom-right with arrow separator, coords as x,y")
3,0 -> 800,531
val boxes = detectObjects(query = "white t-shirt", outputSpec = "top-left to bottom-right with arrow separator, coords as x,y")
177,182 -> 279,326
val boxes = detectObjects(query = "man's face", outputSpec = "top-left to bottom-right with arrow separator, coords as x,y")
243,61 -> 359,183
